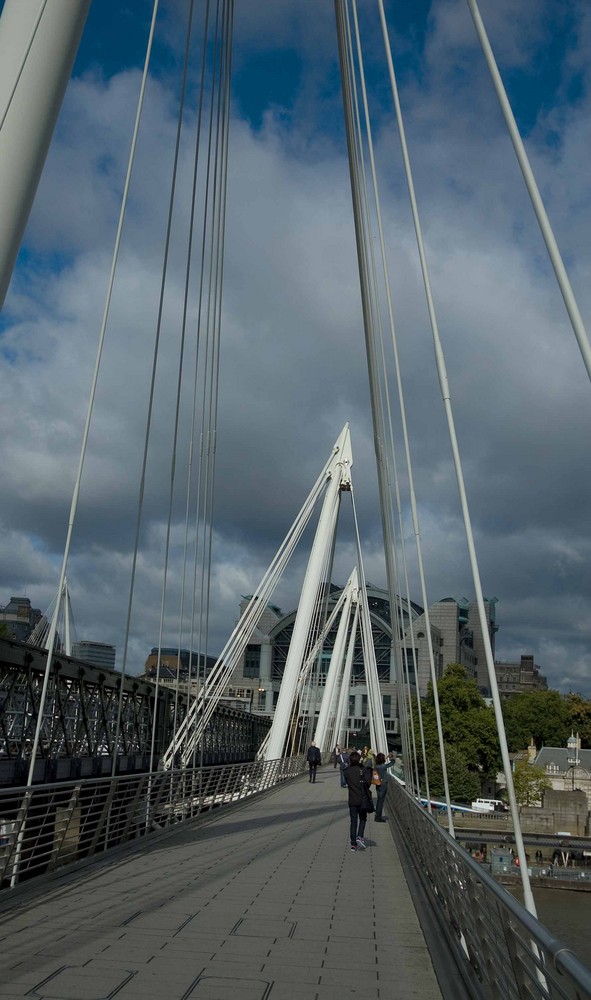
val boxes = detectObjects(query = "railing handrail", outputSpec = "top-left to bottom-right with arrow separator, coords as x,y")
0,756 -> 306,892
391,781 -> 591,999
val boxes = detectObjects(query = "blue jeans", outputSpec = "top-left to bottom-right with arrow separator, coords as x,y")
349,804 -> 367,845
375,784 -> 387,819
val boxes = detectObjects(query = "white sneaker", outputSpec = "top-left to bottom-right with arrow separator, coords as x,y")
356,837 -> 366,849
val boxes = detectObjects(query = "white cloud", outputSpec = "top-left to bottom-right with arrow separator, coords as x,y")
1,0 -> 590,695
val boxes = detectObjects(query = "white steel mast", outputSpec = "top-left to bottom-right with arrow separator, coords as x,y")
0,0 -> 90,307
264,425 -> 352,761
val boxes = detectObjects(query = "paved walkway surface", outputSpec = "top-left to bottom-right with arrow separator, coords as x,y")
0,768 -> 443,999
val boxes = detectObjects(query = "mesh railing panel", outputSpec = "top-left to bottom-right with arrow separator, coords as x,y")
391,781 -> 591,1000
0,755 -> 305,888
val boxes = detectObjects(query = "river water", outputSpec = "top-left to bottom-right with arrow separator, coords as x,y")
507,886 -> 591,969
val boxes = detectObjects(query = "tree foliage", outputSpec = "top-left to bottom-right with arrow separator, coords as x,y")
512,759 -> 551,807
502,691 -> 572,751
413,664 -> 502,802
564,693 -> 591,749
424,744 -> 481,803
409,666 -> 591,802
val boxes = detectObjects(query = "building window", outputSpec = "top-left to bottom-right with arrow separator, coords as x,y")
349,695 -> 355,716
244,644 -> 261,678
383,695 -> 391,718
361,695 -> 368,717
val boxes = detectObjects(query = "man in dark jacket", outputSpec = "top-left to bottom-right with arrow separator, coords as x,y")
343,750 -> 372,850
306,742 -> 321,782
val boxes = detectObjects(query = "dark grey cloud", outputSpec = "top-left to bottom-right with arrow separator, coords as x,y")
1,0 -> 589,693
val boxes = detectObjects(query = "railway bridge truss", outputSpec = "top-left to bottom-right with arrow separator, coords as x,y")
0,638 -> 269,786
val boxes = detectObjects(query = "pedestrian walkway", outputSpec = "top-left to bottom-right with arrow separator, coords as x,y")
0,767 -> 443,999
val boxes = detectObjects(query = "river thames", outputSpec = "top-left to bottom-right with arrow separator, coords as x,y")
508,886 -> 591,968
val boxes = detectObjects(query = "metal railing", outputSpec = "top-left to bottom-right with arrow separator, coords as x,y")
0,755 -> 305,889
391,781 -> 591,999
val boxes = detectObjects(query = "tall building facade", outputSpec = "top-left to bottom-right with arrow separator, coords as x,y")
72,640 -> 116,670
402,597 -> 477,696
0,596 -> 42,642
494,654 -> 547,696
467,598 -> 498,695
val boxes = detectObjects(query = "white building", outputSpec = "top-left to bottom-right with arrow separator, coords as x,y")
534,734 -> 591,811
224,584 -> 423,742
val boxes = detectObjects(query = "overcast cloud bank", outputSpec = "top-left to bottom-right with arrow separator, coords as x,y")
1,0 -> 590,693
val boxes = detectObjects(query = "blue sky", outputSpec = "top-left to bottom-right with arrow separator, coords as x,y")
1,0 -> 590,695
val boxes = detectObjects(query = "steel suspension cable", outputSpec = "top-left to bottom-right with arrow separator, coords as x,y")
173,0 -> 212,761
335,0 -> 420,780
148,0 -> 197,770
350,0 -> 451,821
336,599 -> 359,746
164,464 -> 333,765
466,0 -> 591,385
296,489 -> 341,755
336,0 -> 413,776
187,0 -> 225,768
22,0 -> 160,789
377,0 -> 540,898
343,5 -> 417,774
350,487 -> 387,752
193,0 -> 233,769
344,0 -> 417,790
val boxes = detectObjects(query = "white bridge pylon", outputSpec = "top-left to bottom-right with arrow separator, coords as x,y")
162,424 -> 387,768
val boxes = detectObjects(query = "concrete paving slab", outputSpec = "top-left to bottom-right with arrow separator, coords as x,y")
0,767 -> 443,1000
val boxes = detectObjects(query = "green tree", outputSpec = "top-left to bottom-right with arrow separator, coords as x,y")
0,623 -> 9,639
501,690 -> 571,751
413,664 -> 502,802
512,758 -> 551,807
423,743 -> 481,803
565,693 -> 591,749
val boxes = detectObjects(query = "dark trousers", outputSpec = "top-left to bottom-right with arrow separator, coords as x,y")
308,763 -> 318,782
349,804 -> 367,845
375,784 -> 387,819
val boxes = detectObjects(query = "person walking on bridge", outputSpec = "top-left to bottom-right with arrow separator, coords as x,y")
373,752 -> 392,822
306,741 -> 321,782
343,750 -> 372,851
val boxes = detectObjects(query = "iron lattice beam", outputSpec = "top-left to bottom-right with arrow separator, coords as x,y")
0,639 -> 270,786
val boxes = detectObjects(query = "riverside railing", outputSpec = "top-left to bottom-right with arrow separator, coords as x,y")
390,781 -> 591,1000
0,755 -> 305,889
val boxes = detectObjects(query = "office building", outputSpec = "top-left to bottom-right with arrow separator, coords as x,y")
494,654 -> 547,697
0,596 -> 43,642
72,640 -> 116,670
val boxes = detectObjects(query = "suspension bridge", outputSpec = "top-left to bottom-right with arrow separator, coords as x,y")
0,0 -> 591,997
